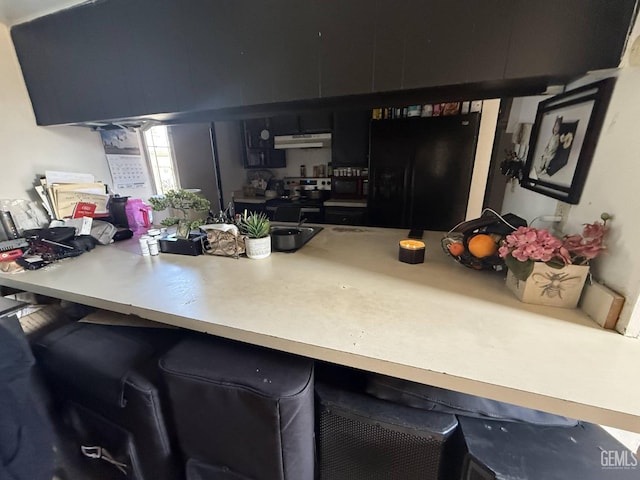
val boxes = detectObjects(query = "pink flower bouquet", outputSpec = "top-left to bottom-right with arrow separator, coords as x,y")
498,213 -> 610,281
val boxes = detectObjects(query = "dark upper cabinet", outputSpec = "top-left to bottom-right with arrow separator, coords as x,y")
179,0 -> 244,111
504,0 -> 636,80
236,0 -> 319,106
242,119 -> 286,169
271,112 -> 332,135
401,0 -> 512,89
317,0 -> 376,98
268,0 -> 321,103
371,0 -> 409,92
299,112 -> 333,133
332,110 -> 371,168
10,0 -> 636,126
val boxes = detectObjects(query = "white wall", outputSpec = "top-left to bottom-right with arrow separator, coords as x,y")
466,99 -> 499,219
0,24 -> 109,200
500,96 -> 559,222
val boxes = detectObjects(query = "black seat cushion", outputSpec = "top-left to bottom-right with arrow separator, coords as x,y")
160,334 -> 315,480
366,373 -> 577,427
35,322 -> 176,407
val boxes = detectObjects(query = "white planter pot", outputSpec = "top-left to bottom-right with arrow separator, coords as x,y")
245,235 -> 271,259
506,263 -> 589,308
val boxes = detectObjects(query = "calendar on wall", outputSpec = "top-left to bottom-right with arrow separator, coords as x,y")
106,154 -> 149,190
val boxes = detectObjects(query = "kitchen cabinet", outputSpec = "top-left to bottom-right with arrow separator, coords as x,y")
401,0 -> 511,89
332,110 -> 370,168
271,112 -> 333,136
10,0 -> 635,126
504,0 -> 636,80
233,201 -> 265,216
325,207 -> 367,226
242,119 -> 286,169
317,0 -> 376,98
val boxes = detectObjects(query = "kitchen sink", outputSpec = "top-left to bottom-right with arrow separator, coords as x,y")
270,224 -> 323,252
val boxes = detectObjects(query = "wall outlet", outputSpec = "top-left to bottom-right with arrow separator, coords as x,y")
554,201 -> 571,231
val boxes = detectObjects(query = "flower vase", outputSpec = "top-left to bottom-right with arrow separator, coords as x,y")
245,236 -> 271,259
506,263 -> 589,308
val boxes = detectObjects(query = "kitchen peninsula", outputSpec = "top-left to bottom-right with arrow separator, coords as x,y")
1,227 -> 639,433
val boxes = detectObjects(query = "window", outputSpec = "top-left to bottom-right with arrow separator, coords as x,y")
142,125 -> 179,194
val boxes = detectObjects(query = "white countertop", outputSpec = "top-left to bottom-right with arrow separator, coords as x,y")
2,226 -> 639,432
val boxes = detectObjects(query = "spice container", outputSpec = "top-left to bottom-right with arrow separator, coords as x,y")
147,237 -> 159,256
139,235 -> 151,256
398,239 -> 425,264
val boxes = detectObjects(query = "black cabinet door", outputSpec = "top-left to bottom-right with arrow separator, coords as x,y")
242,119 -> 286,168
271,115 -> 300,136
402,0 -> 511,89
505,0 -> 636,79
371,0 -> 410,92
299,111 -> 333,133
325,207 -> 367,226
237,0 -> 319,106
179,0 -> 243,111
317,0 -> 376,98
332,110 -> 371,168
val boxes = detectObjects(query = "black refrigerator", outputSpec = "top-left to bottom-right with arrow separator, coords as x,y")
368,113 -> 480,231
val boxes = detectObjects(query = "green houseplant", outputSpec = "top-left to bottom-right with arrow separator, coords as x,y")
148,189 -> 210,238
239,211 -> 271,259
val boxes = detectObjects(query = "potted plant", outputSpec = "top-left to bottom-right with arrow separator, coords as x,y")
148,189 -> 210,238
498,213 -> 611,308
239,211 -> 271,259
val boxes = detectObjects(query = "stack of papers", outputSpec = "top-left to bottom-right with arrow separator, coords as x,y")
36,171 -> 109,220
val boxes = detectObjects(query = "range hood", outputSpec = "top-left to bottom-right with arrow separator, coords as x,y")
274,133 -> 331,149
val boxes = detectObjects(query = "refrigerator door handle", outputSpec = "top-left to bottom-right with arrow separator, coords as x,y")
406,163 -> 416,227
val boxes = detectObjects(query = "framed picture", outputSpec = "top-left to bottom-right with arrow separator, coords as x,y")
520,78 -> 615,204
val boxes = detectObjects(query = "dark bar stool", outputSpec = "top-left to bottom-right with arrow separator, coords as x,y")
458,416 -> 638,480
159,334 -> 315,480
316,382 -> 459,480
34,321 -> 182,480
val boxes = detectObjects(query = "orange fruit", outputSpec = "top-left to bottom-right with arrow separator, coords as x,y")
468,234 -> 498,258
448,242 -> 465,256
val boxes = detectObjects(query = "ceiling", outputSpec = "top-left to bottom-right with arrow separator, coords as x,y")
0,0 -> 86,26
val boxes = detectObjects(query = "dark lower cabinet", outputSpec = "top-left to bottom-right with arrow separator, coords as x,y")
233,202 -> 265,216
325,207 -> 367,226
